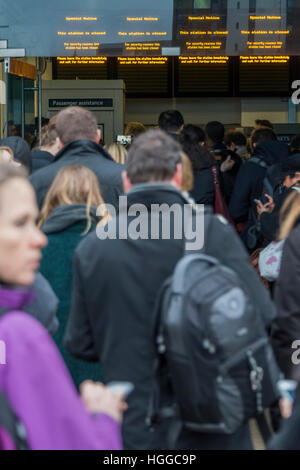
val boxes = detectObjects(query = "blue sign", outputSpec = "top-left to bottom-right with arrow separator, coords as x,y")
49,98 -> 113,108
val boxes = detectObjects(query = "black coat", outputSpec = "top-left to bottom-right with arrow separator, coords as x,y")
29,139 -> 123,209
229,141 -> 289,245
273,222 -> 300,380
64,184 -> 276,450
268,386 -> 300,449
260,186 -> 294,242
31,149 -> 54,173
189,168 -> 214,206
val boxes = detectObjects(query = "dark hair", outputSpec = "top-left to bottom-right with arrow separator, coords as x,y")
158,110 -> 184,133
126,129 -> 181,184
180,124 -> 205,145
251,128 -> 277,145
55,106 -> 98,145
205,121 -> 225,144
255,119 -> 273,129
290,134 -> 300,154
179,124 -> 214,171
281,154 -> 300,178
224,130 -> 246,147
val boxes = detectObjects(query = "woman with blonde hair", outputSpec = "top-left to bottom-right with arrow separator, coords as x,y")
39,164 -> 108,388
105,142 -> 128,165
272,183 -> 300,381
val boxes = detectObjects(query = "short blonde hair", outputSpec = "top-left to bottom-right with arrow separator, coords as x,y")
105,143 -> 128,165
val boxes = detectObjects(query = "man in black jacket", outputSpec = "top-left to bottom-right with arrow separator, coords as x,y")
64,129 -> 276,450
29,107 -> 123,209
229,128 -> 289,249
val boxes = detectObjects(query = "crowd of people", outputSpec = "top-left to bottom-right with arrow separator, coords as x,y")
1,107 -> 300,450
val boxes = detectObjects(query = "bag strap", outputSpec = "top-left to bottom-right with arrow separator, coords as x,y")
211,164 -> 219,185
249,156 -> 269,170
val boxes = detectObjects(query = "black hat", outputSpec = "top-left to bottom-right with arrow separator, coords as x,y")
281,154 -> 300,176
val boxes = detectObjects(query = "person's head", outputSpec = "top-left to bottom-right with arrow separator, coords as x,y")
8,121 -> 18,137
39,115 -> 60,156
55,106 -> 100,149
39,165 -> 107,234
179,124 -> 214,172
224,130 -> 247,151
180,124 -> 206,146
158,110 -> 184,134
290,134 -> 300,154
123,129 -> 182,191
124,122 -> 146,138
104,143 -> 128,165
205,121 -> 225,147
279,185 -> 300,240
281,154 -> 300,188
251,127 -> 277,149
0,162 -> 47,286
0,136 -> 32,173
0,146 -> 20,167
254,119 -> 273,130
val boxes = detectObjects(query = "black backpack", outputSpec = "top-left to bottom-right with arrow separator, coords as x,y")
148,219 -> 282,435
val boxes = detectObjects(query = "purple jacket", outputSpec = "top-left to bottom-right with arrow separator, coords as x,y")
0,286 -> 122,450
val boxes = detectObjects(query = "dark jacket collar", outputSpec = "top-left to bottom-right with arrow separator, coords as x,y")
41,204 -> 98,234
125,183 -> 189,208
54,139 -> 114,162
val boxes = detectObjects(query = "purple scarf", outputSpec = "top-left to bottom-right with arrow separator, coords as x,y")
0,286 -> 122,450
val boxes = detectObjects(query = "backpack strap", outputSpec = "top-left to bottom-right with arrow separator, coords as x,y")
248,157 -> 269,170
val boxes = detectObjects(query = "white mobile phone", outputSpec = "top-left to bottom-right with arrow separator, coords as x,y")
107,381 -> 134,397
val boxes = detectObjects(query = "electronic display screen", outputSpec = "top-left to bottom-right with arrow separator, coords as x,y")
1,0 -> 300,56
0,0 -> 173,56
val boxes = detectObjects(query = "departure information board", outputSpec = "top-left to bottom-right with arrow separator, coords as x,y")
1,0 -> 300,56
0,0 -> 173,56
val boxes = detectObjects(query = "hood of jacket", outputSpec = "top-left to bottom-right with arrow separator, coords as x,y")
41,203 -> 98,234
1,136 -> 32,173
31,149 -> 54,162
253,140 -> 289,166
54,139 -> 114,163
